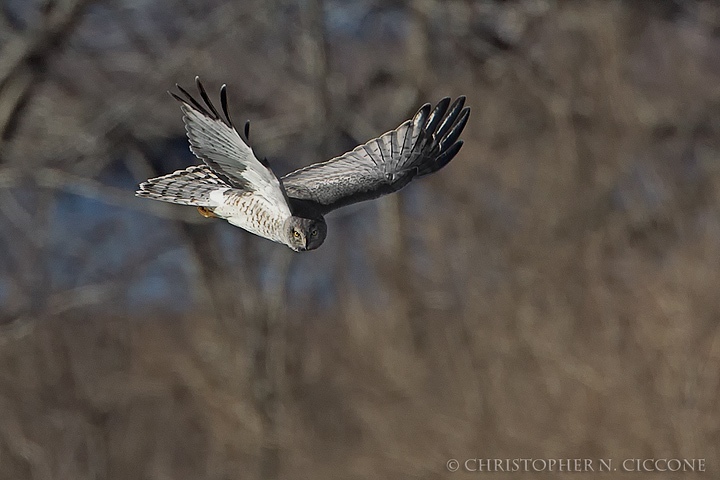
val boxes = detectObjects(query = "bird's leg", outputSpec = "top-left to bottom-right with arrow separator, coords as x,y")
197,206 -> 217,218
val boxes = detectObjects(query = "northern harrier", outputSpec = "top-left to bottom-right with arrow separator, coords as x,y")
137,78 -> 470,251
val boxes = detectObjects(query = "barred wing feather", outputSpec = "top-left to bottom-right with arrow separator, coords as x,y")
281,96 -> 470,214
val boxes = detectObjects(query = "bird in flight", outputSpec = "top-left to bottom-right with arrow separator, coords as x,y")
137,77 -> 470,251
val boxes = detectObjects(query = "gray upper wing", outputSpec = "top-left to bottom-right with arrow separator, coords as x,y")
171,78 -> 291,216
281,97 -> 470,215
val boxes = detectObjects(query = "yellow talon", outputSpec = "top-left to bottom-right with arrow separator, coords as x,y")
197,206 -> 217,218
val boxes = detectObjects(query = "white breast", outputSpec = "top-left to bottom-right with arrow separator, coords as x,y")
212,189 -> 290,244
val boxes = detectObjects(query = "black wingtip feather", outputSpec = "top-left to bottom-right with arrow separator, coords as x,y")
175,83 -> 209,116
244,120 -> 250,142
424,97 -> 451,133
220,84 -> 233,126
413,103 -> 432,128
434,96 -> 466,140
420,140 -> 463,176
416,97 -> 470,176
195,77 -> 221,120
438,107 -> 470,152
168,90 -> 183,102
173,79 -> 239,130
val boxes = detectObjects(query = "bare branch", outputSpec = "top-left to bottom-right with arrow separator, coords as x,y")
0,0 -> 94,90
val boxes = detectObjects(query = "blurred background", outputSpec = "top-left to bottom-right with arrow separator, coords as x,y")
0,0 -> 719,478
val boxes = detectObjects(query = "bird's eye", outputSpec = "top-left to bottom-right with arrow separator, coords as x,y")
311,229 -> 318,237
293,230 -> 301,238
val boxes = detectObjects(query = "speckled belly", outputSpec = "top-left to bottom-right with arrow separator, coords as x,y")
214,192 -> 288,243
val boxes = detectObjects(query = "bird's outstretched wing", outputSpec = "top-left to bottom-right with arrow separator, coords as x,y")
281,97 -> 470,215
171,77 -> 291,215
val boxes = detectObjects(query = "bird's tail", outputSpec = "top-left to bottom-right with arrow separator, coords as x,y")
136,165 -> 227,206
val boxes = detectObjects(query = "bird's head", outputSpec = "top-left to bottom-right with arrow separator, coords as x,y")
284,216 -> 327,252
